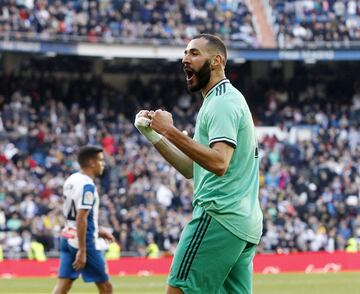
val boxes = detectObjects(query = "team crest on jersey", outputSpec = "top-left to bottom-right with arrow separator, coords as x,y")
83,191 -> 94,205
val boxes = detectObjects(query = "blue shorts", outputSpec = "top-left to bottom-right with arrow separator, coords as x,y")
58,238 -> 109,283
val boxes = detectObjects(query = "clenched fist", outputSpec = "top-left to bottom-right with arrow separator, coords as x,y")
134,110 -> 162,144
149,109 -> 174,135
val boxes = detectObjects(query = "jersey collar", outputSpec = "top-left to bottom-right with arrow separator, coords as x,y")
203,78 -> 230,99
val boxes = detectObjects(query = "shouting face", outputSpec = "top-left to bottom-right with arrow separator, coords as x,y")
182,38 -> 213,92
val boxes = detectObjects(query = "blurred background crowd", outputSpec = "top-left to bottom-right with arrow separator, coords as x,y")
0,0 -> 359,260
271,0 -> 360,48
3,0 -> 360,49
0,0 -> 257,47
0,59 -> 359,258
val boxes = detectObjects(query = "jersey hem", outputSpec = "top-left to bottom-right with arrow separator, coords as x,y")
206,210 -> 261,244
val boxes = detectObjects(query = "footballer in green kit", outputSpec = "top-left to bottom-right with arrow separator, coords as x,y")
134,34 -> 263,294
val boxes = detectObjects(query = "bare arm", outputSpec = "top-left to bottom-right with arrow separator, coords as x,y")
153,137 -> 193,179
163,126 -> 233,176
150,110 -> 234,176
134,110 -> 193,179
73,209 -> 89,271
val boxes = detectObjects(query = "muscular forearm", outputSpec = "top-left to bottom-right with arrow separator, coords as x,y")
154,137 -> 193,179
76,215 -> 87,251
164,126 -> 228,176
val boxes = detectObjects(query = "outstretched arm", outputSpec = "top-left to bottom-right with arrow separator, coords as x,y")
134,110 -> 193,179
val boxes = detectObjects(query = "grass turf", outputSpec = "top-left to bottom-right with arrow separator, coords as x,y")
0,272 -> 359,293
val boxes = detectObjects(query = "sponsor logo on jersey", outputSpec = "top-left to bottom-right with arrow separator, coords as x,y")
83,191 -> 94,205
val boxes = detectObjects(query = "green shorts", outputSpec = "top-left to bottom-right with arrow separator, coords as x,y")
167,208 -> 256,294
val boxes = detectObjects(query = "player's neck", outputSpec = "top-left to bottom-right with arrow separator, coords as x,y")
80,168 -> 95,180
201,72 -> 226,98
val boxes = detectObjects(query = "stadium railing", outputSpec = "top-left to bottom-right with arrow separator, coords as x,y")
0,32 -> 251,48
2,31 -> 360,51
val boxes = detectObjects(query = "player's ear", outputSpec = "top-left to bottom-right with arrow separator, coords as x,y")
211,54 -> 222,69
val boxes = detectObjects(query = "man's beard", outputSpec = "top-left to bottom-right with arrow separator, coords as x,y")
188,60 -> 211,92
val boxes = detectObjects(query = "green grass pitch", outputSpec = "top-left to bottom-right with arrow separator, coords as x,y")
0,272 -> 359,293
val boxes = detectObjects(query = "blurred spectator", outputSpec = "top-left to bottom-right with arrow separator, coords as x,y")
27,238 -> 47,261
146,235 -> 160,259
105,242 -> 121,260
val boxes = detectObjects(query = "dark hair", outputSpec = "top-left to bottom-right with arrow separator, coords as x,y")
77,146 -> 103,168
193,34 -> 227,65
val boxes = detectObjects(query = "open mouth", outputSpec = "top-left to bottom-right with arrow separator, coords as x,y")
184,68 -> 194,81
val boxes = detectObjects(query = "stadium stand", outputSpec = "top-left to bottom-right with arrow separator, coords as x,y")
4,0 -> 360,50
0,60 -> 359,258
0,0 -> 258,47
270,0 -> 360,48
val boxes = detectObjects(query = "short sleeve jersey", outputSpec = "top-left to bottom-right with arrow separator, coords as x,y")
193,79 -> 263,244
62,172 -> 100,249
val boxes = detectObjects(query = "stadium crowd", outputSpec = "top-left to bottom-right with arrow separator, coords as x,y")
4,0 -> 360,50
0,61 -> 359,259
0,0 -> 257,47
271,0 -> 360,48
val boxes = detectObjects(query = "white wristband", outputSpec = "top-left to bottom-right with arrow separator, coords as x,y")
135,116 -> 163,144
146,130 -> 163,144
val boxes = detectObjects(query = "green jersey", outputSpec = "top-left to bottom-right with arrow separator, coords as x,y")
193,79 -> 263,244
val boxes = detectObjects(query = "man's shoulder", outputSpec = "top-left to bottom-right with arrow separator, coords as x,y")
207,79 -> 231,98
208,84 -> 243,110
210,81 -> 242,101
65,172 -> 94,187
